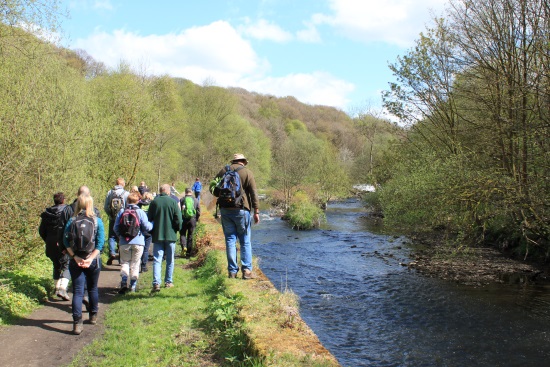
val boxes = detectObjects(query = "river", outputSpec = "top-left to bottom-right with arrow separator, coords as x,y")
253,198 -> 550,367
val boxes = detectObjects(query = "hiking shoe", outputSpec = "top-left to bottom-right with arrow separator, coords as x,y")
89,313 -> 98,325
165,282 -> 174,288
152,284 -> 161,292
57,289 -> 70,301
106,254 -> 116,266
242,269 -> 255,280
140,265 -> 148,273
118,286 -> 129,295
73,319 -> 83,335
228,272 -> 237,279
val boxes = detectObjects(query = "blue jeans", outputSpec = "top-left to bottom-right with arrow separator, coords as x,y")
194,191 -> 201,204
220,208 -> 252,274
108,218 -> 117,256
152,241 -> 175,285
141,232 -> 152,267
69,257 -> 101,321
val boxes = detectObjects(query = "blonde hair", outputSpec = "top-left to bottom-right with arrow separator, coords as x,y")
144,192 -> 154,201
75,194 -> 95,218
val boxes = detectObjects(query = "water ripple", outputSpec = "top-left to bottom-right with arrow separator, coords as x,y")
253,199 -> 550,366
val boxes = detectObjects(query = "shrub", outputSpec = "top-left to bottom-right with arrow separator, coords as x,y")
0,255 -> 52,325
286,192 -> 326,230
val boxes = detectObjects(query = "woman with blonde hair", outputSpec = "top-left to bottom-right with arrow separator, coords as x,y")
130,185 -> 140,196
63,194 -> 105,335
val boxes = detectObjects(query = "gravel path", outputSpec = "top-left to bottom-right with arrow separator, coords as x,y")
0,262 -> 123,367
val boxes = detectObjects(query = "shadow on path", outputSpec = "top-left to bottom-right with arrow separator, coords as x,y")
0,263 -> 122,367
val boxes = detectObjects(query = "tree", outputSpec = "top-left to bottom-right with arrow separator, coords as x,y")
381,0 -> 550,256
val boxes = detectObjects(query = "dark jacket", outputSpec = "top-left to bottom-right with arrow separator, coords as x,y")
39,204 -> 66,258
138,185 -> 150,196
215,163 -> 260,212
147,193 -> 182,242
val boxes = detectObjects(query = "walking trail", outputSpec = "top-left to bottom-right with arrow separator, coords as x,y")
0,262 -> 122,367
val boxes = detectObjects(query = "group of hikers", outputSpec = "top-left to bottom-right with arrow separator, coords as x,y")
38,153 -> 261,335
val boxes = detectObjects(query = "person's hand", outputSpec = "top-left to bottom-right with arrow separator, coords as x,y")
76,256 -> 91,268
73,255 -> 85,268
253,213 -> 260,224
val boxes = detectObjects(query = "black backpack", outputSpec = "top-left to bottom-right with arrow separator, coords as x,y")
118,208 -> 141,241
215,165 -> 245,208
66,213 -> 96,257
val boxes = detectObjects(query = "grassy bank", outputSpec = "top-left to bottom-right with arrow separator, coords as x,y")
69,213 -> 339,366
1,210 -> 339,366
0,255 -> 53,326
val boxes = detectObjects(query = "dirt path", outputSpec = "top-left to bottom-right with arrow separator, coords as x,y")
0,262 -> 122,367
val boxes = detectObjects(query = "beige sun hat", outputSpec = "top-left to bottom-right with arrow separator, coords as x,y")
231,153 -> 248,165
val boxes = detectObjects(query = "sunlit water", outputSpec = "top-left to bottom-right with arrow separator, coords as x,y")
253,199 -> 550,367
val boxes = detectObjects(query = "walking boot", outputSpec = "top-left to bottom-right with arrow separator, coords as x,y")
118,278 -> 129,294
89,312 -> 98,325
57,278 -> 71,300
57,289 -> 70,301
73,318 -> 83,335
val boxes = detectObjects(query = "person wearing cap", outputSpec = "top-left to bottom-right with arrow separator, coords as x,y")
214,153 -> 260,279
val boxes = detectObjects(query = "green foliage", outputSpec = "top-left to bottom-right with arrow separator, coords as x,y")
381,0 -> 550,256
286,192 -> 326,230
284,119 -> 306,135
197,253 -> 256,365
314,141 -> 350,203
271,130 -> 327,208
0,255 -> 52,325
0,23 -> 393,271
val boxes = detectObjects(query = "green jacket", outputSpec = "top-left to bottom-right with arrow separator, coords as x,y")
147,193 -> 182,242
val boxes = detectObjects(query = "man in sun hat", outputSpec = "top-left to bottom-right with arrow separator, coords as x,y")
214,153 -> 260,279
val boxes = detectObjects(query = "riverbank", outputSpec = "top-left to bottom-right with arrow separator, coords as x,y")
401,231 -> 550,287
200,212 -> 340,366
0,207 -> 339,367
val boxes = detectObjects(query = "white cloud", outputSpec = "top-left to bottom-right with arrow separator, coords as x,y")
314,0 -> 447,47
238,18 -> 293,42
93,0 -> 113,10
296,21 -> 321,43
74,21 -> 355,109
240,72 -> 355,109
75,21 -> 265,86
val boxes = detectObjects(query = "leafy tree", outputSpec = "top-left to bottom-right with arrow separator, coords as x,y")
382,0 -> 550,257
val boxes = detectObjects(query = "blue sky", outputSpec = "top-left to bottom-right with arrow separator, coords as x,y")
58,0 -> 447,115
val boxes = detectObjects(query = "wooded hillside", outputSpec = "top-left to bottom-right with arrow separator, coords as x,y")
0,20 -> 396,268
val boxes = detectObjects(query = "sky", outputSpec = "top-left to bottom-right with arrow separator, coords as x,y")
58,0 -> 447,116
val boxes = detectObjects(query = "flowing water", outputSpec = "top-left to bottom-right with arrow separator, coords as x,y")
253,199 -> 550,367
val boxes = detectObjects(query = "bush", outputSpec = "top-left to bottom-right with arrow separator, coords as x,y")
286,192 -> 326,230
0,255 -> 52,325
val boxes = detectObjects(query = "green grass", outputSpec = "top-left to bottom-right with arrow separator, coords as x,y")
0,254 -> 53,325
69,252 -> 262,367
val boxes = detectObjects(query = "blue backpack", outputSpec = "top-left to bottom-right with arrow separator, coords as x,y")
215,165 -> 245,208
